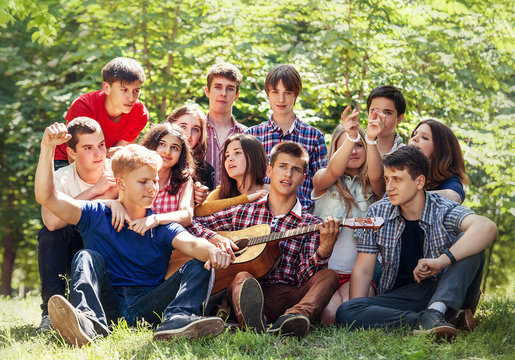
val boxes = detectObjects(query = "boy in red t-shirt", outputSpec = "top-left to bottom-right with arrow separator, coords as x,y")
54,57 -> 149,169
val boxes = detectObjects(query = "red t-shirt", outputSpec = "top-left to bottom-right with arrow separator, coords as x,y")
54,90 -> 149,160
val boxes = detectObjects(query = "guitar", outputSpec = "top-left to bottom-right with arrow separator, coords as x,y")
165,217 -> 384,294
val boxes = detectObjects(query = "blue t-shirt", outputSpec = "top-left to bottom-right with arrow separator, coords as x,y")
435,175 -> 465,202
77,201 -> 185,287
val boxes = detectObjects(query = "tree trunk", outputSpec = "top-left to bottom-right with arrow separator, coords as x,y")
1,230 -> 15,296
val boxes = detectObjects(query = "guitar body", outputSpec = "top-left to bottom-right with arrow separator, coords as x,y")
164,217 -> 384,295
165,224 -> 280,294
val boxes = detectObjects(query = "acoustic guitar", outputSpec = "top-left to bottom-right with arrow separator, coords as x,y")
165,217 -> 384,294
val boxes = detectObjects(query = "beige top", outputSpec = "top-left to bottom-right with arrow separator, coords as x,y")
194,187 -> 249,216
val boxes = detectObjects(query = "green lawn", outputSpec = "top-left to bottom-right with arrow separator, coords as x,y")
0,295 -> 513,359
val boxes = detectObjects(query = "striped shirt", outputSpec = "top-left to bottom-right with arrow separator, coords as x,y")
205,114 -> 247,186
188,195 -> 329,287
246,115 -> 327,210
357,191 -> 474,294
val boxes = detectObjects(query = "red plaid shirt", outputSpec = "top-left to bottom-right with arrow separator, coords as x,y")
188,195 -> 329,286
152,184 -> 183,214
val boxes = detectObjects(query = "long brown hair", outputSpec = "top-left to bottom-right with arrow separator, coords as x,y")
167,104 -> 208,164
327,125 -> 370,209
411,119 -> 469,190
139,123 -> 193,195
219,134 -> 266,199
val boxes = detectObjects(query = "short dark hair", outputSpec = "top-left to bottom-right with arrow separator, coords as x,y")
206,63 -> 242,92
219,134 -> 267,199
366,85 -> 406,116
101,57 -> 146,85
66,117 -> 102,151
383,146 -> 429,180
269,141 -> 309,172
265,64 -> 302,97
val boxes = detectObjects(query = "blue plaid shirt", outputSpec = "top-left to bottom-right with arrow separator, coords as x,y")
246,115 -> 327,210
358,191 -> 474,294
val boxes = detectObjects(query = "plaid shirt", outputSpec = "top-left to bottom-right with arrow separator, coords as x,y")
152,184 -> 183,214
205,114 -> 247,186
188,195 -> 329,287
358,191 -> 474,294
382,132 -> 405,157
246,115 -> 327,210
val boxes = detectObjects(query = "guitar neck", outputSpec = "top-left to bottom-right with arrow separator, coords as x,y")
248,217 -> 382,247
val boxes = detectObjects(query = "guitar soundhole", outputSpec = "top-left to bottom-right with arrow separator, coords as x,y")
233,238 -> 249,257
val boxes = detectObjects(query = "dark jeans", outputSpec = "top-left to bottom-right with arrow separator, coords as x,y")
54,159 -> 69,171
38,225 -> 84,315
69,249 -> 212,334
336,252 -> 484,329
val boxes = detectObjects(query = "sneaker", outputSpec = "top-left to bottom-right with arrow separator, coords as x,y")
239,278 -> 265,333
414,309 -> 457,340
267,314 -> 310,338
153,314 -> 225,341
48,295 -> 97,347
36,315 -> 53,333
451,309 -> 476,331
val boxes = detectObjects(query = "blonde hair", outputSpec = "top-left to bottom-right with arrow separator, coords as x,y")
111,144 -> 162,178
328,125 -> 370,209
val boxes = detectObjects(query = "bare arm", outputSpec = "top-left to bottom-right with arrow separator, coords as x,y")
313,106 -> 359,197
171,231 -> 232,270
429,189 -> 462,203
349,252 -> 378,299
365,113 -> 385,198
35,123 -> 82,226
41,170 -> 118,230
413,214 -> 497,282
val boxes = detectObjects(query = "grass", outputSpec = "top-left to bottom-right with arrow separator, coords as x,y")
0,295 -> 513,359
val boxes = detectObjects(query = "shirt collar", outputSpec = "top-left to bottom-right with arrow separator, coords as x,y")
258,193 -> 304,220
206,113 -> 238,129
267,114 -> 299,135
386,190 -> 432,224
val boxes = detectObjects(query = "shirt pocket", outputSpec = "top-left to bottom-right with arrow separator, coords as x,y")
377,235 -> 396,266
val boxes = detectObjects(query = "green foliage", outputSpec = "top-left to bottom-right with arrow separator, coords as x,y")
0,0 -> 513,294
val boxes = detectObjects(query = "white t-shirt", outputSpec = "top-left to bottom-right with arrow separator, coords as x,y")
54,159 -> 112,197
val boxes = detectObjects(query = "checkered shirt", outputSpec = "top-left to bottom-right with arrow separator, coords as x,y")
205,115 -> 247,186
188,195 -> 329,286
357,191 -> 475,294
152,183 -> 183,214
383,132 -> 405,156
246,115 -> 327,210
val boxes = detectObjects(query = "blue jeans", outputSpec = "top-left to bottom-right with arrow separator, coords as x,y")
69,249 -> 212,334
336,252 -> 484,329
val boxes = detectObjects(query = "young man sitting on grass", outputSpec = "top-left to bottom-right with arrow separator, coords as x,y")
336,146 -> 497,340
189,142 -> 340,338
37,117 -> 118,333
35,123 -> 232,347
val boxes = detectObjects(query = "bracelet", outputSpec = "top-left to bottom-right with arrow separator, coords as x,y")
365,135 -> 378,145
345,132 -> 361,143
444,248 -> 457,265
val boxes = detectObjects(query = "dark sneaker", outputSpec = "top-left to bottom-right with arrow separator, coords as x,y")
48,295 -> 97,347
451,309 -> 476,331
153,314 -> 225,341
414,309 -> 457,340
239,278 -> 265,333
36,314 -> 53,333
267,314 -> 310,338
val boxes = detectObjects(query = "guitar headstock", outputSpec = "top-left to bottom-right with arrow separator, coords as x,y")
341,217 -> 384,229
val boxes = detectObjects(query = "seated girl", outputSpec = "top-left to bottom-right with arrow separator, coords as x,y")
313,106 -> 385,325
408,119 -> 469,203
194,133 -> 269,216
110,123 -> 195,234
